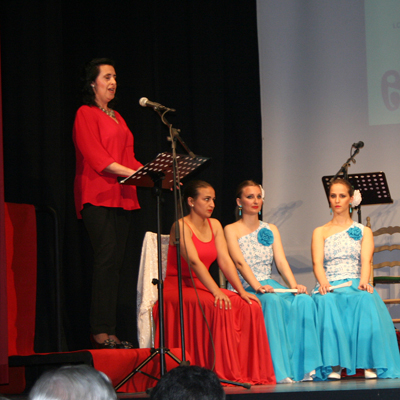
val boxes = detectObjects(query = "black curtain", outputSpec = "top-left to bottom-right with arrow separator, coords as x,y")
1,0 -> 262,351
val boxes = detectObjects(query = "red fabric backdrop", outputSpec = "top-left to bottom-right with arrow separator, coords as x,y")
5,203 -> 37,357
0,34 -> 9,385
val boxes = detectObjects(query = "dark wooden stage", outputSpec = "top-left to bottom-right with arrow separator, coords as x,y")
117,377 -> 400,400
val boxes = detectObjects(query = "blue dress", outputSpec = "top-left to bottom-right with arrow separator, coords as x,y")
312,222 -> 400,380
229,221 -> 322,382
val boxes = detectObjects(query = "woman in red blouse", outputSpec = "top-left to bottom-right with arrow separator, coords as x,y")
73,58 -> 142,349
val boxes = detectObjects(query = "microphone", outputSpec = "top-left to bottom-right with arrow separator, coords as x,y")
139,97 -> 175,112
352,141 -> 364,149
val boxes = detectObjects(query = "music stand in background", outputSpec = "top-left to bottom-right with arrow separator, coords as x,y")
322,171 -> 393,223
114,152 -> 209,390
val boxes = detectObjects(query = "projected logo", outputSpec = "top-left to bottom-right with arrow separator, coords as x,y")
381,70 -> 400,112
365,1 -> 400,126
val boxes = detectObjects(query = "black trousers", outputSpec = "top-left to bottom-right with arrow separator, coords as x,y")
81,204 -> 133,335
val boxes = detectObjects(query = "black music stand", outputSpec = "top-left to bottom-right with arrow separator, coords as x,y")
119,152 -> 210,190
322,171 -> 393,223
114,152 -> 209,391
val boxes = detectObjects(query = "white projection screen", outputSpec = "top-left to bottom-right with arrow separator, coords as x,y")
257,0 -> 400,319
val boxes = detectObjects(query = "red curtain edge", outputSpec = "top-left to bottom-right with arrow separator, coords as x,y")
0,31 -> 10,384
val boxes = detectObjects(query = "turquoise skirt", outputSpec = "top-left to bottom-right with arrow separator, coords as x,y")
246,278 -> 322,382
312,278 -> 400,380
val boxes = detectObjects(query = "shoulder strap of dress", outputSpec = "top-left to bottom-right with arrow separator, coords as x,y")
183,219 -> 214,240
354,221 -> 365,231
207,218 -> 215,239
260,220 -> 267,229
184,220 -> 194,235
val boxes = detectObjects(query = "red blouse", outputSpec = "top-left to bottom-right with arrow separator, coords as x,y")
73,105 -> 143,218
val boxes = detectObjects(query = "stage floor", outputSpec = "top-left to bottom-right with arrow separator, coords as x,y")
5,376 -> 400,400
117,377 -> 400,400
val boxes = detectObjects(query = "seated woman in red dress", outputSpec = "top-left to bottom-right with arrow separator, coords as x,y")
153,180 -> 275,385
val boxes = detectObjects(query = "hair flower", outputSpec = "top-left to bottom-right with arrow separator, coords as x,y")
257,227 -> 274,246
352,189 -> 362,208
348,226 -> 362,241
259,185 -> 265,200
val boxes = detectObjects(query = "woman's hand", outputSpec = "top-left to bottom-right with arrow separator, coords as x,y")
213,289 -> 232,310
318,283 -> 331,295
358,282 -> 374,293
256,284 -> 274,294
240,292 -> 262,306
294,284 -> 308,294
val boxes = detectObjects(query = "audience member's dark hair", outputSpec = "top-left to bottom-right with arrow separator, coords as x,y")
150,366 -> 225,400
28,364 -> 117,400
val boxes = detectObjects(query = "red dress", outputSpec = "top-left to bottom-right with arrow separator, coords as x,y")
153,220 -> 276,385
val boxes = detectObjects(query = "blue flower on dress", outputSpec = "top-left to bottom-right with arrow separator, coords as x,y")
347,226 -> 362,241
257,227 -> 274,246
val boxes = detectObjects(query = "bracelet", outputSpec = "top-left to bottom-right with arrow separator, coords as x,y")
256,285 -> 263,292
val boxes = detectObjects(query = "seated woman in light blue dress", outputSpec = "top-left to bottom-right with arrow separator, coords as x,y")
224,180 -> 322,383
312,177 -> 400,380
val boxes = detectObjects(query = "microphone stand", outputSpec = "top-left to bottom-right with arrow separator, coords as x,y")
154,107 -> 251,389
330,145 -> 362,183
156,107 -> 191,364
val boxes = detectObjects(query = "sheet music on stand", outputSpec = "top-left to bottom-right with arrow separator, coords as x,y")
321,171 -> 393,206
119,152 -> 210,190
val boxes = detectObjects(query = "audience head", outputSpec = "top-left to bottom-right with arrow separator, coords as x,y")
28,364 -> 117,400
150,366 -> 225,400
183,180 -> 214,215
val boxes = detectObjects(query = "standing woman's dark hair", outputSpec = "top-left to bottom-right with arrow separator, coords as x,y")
81,58 -> 116,107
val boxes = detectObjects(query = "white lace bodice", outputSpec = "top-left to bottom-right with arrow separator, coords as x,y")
229,221 -> 274,290
323,221 -> 364,282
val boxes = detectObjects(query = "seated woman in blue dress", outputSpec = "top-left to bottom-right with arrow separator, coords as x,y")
311,177 -> 400,380
224,180 -> 322,383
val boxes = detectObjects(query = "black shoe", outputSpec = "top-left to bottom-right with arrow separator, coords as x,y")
90,335 -> 117,349
116,341 -> 134,349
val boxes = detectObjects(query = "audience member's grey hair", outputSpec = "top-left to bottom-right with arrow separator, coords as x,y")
28,364 -> 117,400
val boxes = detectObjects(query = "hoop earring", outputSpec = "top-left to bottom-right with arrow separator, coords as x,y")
238,206 -> 242,217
